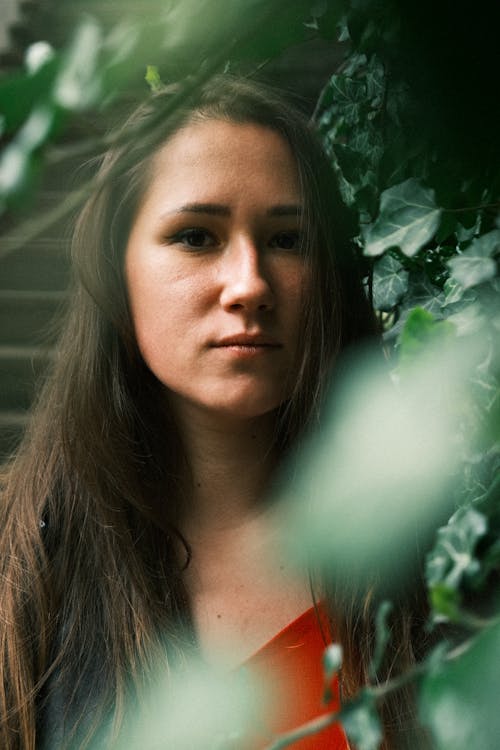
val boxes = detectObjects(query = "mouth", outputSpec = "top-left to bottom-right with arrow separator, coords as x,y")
213,333 -> 282,348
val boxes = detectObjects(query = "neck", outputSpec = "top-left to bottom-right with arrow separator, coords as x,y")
173,404 -> 279,539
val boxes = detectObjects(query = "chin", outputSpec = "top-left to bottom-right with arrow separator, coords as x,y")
210,400 -> 282,422
201,387 -> 288,422
165,380 -> 291,425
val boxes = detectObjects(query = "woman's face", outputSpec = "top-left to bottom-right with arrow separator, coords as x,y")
125,118 -> 310,425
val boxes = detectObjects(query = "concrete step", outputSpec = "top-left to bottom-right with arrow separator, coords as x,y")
0,344 -> 52,411
0,289 -> 66,346
0,236 -> 70,291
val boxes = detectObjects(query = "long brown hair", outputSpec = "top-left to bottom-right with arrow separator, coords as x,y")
1,75 -> 394,749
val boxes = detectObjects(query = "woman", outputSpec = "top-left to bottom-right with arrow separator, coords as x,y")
0,76 -> 424,749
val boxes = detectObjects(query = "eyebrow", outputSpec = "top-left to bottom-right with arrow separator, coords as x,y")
165,203 -> 303,218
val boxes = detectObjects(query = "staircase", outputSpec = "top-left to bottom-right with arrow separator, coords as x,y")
0,189 -> 70,460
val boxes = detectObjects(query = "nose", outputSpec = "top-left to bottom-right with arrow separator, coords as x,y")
219,236 -> 274,313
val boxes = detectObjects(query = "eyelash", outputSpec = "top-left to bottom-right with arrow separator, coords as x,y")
168,228 -> 302,252
170,228 -> 216,248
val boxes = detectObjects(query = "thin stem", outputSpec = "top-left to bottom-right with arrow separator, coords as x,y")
443,201 -> 500,214
263,707 -> 344,750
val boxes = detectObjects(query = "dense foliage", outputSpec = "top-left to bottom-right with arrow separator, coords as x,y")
1,1 -> 499,748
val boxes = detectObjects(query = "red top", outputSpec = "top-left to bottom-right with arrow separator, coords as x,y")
241,604 -> 349,749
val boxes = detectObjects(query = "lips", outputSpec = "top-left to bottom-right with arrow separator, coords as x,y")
213,333 -> 281,348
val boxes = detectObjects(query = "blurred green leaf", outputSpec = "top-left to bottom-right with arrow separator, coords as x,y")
447,302 -> 486,337
323,643 -> 343,681
0,57 -> 59,133
399,308 -> 455,366
426,506 -> 487,590
442,277 -> 471,308
115,660 -> 263,750
369,601 -> 393,681
448,230 -> 500,290
363,179 -> 442,257
0,105 -> 56,206
25,41 -> 56,74
282,342 -> 474,593
429,583 -> 462,624
342,692 -> 382,750
145,65 -> 163,93
420,623 -> 500,750
53,18 -> 103,110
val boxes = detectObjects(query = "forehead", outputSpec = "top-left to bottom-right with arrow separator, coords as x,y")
141,119 -> 301,207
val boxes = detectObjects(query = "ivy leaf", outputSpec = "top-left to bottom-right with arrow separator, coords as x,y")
384,275 -> 446,340
342,692 -> 382,750
447,302 -> 486,337
429,583 -> 462,624
420,623 -> 500,750
470,366 -> 500,416
448,230 -> 500,289
398,308 -> 455,366
442,277 -> 476,308
456,218 -> 482,243
363,178 -> 442,257
405,276 -> 446,317
372,253 -> 409,310
426,506 -> 487,590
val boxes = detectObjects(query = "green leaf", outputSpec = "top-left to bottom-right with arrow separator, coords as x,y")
25,41 -> 55,74
0,57 -> 59,133
426,506 -> 487,590
420,623 -> 500,750
0,105 -> 56,203
372,253 -> 409,310
435,211 -> 457,243
342,692 -> 382,750
398,308 -> 455,365
447,302 -> 485,336
442,277 -> 469,307
369,601 -> 393,680
145,65 -> 163,93
363,178 -> 442,257
448,230 -> 500,289
283,343 -> 473,595
53,18 -> 103,111
405,276 -> 445,317
429,583 -> 462,624
456,218 -> 481,243
323,643 -> 343,679
116,659 -> 262,749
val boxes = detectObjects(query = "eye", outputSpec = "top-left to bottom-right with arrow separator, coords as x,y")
170,228 -> 216,248
269,231 -> 301,252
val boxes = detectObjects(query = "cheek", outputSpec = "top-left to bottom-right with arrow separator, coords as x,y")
285,262 -> 312,320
